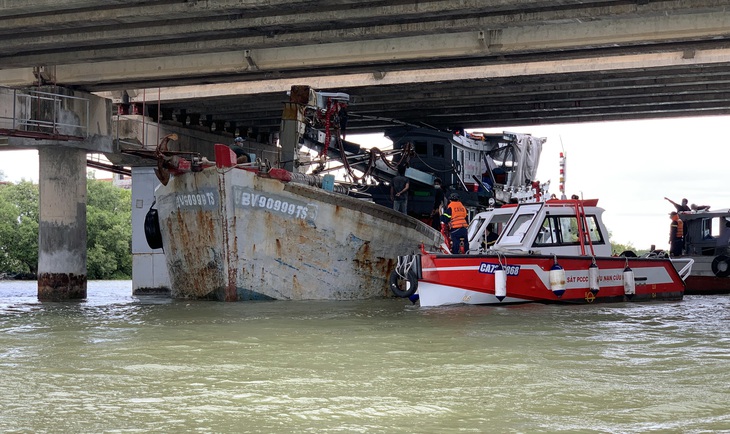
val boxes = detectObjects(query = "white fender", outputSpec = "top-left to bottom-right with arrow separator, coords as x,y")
623,266 -> 635,297
495,266 -> 506,301
588,262 -> 600,294
549,262 -> 566,298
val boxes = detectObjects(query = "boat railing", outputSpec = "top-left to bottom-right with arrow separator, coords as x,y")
671,257 -> 694,281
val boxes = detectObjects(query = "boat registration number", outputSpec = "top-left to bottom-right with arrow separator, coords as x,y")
233,187 -> 318,222
479,262 -> 520,276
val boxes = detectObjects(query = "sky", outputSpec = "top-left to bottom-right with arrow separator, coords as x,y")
2,115 -> 728,250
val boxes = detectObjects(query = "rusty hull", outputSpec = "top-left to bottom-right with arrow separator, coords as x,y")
154,167 -> 442,301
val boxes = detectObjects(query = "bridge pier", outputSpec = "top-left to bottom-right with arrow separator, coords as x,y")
37,146 -> 88,300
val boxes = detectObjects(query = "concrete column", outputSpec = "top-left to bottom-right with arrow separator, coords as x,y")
37,147 -> 87,300
279,102 -> 304,172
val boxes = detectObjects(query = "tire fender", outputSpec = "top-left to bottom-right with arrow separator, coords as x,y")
711,255 -> 730,278
389,269 -> 418,298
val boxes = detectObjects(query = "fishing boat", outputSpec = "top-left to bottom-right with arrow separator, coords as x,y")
390,199 -> 694,307
674,208 -> 730,294
142,86 -> 453,301
150,148 -> 444,301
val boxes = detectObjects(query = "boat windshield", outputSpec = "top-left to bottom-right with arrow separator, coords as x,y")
468,216 -> 486,240
501,213 -> 536,244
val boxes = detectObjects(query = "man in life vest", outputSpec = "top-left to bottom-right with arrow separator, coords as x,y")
443,193 -> 469,254
669,211 -> 684,257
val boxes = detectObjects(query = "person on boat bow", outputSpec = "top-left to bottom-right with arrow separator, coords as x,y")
669,211 -> 685,257
431,177 -> 446,231
443,193 -> 469,254
665,197 -> 690,212
230,137 -> 251,164
390,164 -> 410,214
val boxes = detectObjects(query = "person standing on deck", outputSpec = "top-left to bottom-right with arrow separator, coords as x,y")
390,164 -> 409,214
669,211 -> 685,257
431,177 -> 446,230
230,137 -> 250,164
443,193 -> 469,254
665,197 -> 690,212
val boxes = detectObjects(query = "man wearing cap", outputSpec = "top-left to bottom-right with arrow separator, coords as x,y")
443,193 -> 469,254
230,137 -> 250,164
669,211 -> 684,257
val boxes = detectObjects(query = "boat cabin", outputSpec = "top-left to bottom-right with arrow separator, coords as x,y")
381,127 -> 546,217
680,209 -> 730,256
468,199 -> 612,257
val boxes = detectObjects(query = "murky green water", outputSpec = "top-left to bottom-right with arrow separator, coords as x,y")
1,281 -> 728,433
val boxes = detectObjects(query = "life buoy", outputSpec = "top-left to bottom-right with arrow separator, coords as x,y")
389,269 -> 418,298
144,207 -> 163,250
711,255 -> 730,278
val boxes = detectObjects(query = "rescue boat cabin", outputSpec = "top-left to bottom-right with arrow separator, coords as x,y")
466,199 -> 612,257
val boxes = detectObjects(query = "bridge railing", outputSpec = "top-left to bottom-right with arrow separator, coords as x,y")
0,86 -> 89,140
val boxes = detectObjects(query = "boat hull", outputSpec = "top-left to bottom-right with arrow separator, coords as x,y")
155,167 -> 442,300
678,255 -> 730,295
416,253 -> 685,307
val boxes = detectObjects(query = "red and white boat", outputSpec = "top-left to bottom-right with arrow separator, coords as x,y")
390,199 -> 694,307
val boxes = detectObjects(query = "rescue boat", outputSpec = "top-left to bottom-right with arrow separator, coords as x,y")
390,199 -> 693,307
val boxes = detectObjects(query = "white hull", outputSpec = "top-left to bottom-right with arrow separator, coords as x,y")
155,167 -> 442,300
417,282 -> 530,307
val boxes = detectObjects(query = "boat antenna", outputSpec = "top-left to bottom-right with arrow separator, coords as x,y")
558,136 -> 567,200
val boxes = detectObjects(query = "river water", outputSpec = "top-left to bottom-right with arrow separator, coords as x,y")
0,280 -> 728,433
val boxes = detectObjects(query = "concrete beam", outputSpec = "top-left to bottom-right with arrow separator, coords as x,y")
2,6 -> 730,82
91,47 -> 730,104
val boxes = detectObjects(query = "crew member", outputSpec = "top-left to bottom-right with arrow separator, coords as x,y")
669,211 -> 684,257
485,223 -> 498,248
230,137 -> 251,164
443,193 -> 468,254
431,177 -> 446,230
664,197 -> 690,212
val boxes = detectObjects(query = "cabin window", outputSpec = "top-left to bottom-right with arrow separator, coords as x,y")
433,143 -> 445,158
414,140 -> 428,156
533,215 -> 605,247
504,213 -> 535,243
468,213 -> 511,244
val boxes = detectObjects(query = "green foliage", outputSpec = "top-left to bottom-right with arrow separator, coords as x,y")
0,181 -> 39,274
0,178 -> 132,279
86,179 -> 132,279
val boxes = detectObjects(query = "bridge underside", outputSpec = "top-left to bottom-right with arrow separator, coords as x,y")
2,1 -> 730,134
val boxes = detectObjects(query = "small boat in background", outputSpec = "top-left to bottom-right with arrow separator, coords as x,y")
675,209 -> 730,294
390,199 -> 693,307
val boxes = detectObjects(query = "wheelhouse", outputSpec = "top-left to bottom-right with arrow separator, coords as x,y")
495,200 -> 612,256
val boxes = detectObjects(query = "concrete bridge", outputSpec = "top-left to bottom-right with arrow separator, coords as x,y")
2,1 -> 730,132
3,0 -> 730,299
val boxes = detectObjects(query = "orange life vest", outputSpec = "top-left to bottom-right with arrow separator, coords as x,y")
671,216 -> 684,239
447,201 -> 468,229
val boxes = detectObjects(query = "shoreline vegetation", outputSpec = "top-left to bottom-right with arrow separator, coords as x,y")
0,173 -> 132,280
